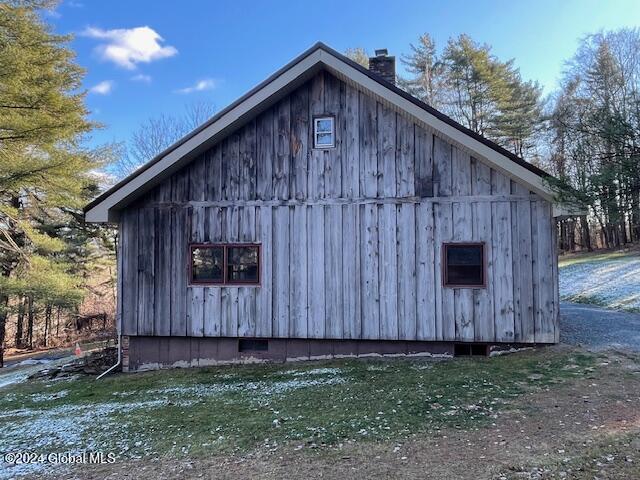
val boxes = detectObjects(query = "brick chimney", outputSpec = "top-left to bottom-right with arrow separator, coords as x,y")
368,49 -> 395,85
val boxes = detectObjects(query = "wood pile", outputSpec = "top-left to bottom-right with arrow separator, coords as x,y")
28,347 -> 118,380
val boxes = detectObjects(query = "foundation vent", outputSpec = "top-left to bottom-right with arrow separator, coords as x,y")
454,343 -> 489,357
239,339 -> 269,352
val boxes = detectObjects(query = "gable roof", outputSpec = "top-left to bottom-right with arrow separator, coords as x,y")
85,42 -> 557,223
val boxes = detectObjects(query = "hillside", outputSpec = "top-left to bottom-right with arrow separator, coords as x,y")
559,249 -> 640,312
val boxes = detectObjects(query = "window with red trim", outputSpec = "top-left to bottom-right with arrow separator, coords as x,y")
190,244 -> 260,285
443,243 -> 485,287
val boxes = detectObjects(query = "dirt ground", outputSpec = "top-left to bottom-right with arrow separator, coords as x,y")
68,349 -> 640,480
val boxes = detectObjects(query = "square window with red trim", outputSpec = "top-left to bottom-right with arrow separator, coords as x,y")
443,243 -> 485,287
190,244 -> 260,285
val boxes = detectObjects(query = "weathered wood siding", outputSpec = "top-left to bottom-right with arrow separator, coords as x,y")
119,70 -> 559,343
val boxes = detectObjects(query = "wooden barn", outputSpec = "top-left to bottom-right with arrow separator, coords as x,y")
85,43 -> 567,371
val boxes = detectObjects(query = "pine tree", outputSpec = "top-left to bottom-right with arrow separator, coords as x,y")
0,1 -> 102,366
401,33 -> 544,159
441,34 -> 506,136
399,34 -> 444,107
490,71 -> 544,158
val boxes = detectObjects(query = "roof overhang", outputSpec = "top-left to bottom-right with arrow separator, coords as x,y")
85,42 -> 562,223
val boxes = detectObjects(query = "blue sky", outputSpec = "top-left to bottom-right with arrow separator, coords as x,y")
47,0 -> 640,150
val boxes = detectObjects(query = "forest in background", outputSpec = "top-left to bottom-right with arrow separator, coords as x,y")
1,1 -> 639,364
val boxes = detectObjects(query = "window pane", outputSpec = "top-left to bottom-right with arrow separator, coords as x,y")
447,246 -> 482,266
192,247 -> 223,283
447,265 -> 483,285
316,118 -> 333,133
445,245 -> 483,286
227,246 -> 259,283
316,132 -> 333,146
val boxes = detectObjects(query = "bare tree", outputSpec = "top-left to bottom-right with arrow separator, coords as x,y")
113,100 -> 216,179
546,28 -> 640,249
345,47 -> 369,68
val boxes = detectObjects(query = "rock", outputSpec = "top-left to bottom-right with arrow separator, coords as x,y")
27,347 -> 119,380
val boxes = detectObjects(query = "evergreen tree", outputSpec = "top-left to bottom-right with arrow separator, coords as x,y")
490,70 -> 544,158
399,34 -> 443,107
0,1 -> 103,366
401,33 -> 544,159
440,34 -> 502,136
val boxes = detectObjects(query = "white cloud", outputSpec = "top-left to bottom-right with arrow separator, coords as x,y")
131,73 -> 152,83
82,26 -> 177,70
175,78 -> 218,94
89,80 -> 114,95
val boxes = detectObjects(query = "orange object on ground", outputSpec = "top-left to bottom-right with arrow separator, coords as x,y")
74,342 -> 82,356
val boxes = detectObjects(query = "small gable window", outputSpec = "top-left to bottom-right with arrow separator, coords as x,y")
443,243 -> 485,287
190,244 -> 260,286
313,116 -> 335,148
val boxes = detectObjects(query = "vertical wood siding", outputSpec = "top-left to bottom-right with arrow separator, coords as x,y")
119,70 -> 559,344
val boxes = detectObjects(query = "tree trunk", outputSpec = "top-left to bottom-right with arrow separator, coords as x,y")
620,215 -> 628,245
15,297 -> 25,348
43,304 -> 52,347
568,219 -> 576,251
56,306 -> 61,338
631,192 -> 640,243
0,293 -> 7,368
27,295 -> 34,350
580,215 -> 592,251
594,212 -> 608,249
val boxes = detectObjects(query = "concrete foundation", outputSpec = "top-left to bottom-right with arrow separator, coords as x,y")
122,336 -> 468,372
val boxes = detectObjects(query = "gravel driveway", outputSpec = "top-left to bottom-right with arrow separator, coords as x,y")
561,301 -> 640,351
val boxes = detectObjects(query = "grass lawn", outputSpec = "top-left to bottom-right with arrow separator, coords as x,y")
558,249 -> 639,268
0,348 -> 600,478
559,249 -> 640,312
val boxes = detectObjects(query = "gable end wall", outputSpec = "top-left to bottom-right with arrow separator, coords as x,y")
119,70 -> 559,344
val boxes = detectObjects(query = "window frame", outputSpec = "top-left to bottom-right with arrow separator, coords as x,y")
442,242 -> 486,289
313,115 -> 335,149
189,243 -> 261,287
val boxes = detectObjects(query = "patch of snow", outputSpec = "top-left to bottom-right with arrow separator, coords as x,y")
0,399 -> 170,479
0,369 -> 349,478
282,367 -> 342,377
0,371 -> 30,390
490,347 -> 534,357
0,355 -> 75,390
560,257 -> 640,310
410,363 -> 434,370
111,390 -> 136,397
14,358 -> 52,367
366,364 -> 388,371
30,390 -> 69,403
147,376 -> 346,398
